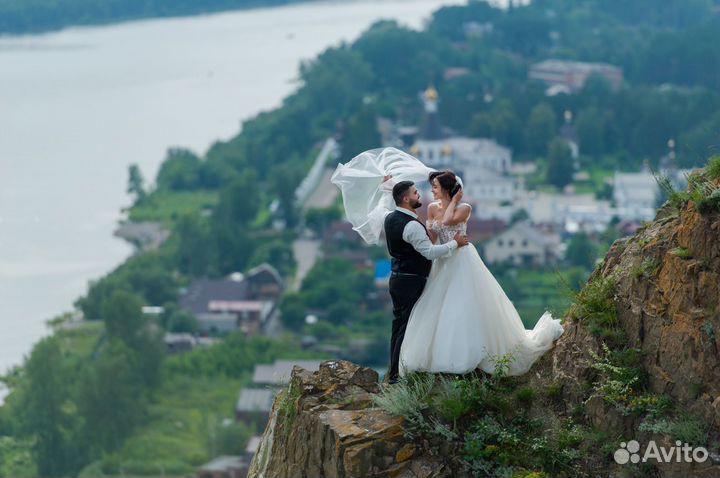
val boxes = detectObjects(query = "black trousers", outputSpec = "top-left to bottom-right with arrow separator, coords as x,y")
387,273 -> 427,380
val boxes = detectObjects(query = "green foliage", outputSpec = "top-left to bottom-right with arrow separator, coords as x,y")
514,387 -> 536,406
564,233 -> 598,269
299,258 -> 373,318
305,204 -> 343,236
340,103 -> 381,162
526,103 -> 557,155
489,265 -> 580,329
160,304 -> 199,334
568,275 -> 623,347
77,339 -> 146,455
279,292 -> 306,332
174,212 -> 216,276
127,164 -> 147,203
76,247 -> 179,320
0,436 -> 36,477
433,376 -> 474,425
163,334 -> 320,378
631,258 -> 660,279
639,414 -> 710,447
372,372 -> 435,436
671,247 -> 692,259
705,155 -> 720,181
78,373 -> 247,476
128,189 -> 219,224
546,139 -> 574,189
247,236 -> 296,278
156,148 -> 204,191
0,0 -> 312,34
277,380 -> 302,434
15,336 -> 87,476
588,344 -> 642,407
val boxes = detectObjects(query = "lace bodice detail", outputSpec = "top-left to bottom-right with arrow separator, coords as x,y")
428,219 -> 467,245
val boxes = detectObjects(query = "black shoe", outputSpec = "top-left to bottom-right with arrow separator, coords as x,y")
388,378 -> 399,385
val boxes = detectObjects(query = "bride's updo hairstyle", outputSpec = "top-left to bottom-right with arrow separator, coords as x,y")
429,170 -> 460,199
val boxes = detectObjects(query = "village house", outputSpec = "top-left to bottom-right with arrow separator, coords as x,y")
235,388 -> 276,430
529,59 -> 623,95
251,359 -> 323,387
613,170 -> 660,221
483,221 -> 562,266
178,263 -> 283,335
196,455 -> 247,478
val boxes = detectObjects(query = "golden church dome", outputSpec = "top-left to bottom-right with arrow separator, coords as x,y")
424,86 -> 438,102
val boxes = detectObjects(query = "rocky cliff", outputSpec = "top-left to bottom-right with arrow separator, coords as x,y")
248,168 -> 720,478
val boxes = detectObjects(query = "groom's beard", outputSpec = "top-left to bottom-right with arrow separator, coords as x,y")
411,199 -> 422,209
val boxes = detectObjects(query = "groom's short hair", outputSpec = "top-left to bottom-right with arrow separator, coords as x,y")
393,181 -> 414,205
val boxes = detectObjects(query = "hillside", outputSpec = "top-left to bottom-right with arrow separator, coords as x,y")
247,163 -> 720,477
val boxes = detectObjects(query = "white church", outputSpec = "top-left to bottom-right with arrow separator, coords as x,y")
405,86 -> 516,205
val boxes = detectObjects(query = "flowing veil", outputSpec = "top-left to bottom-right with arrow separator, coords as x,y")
330,147 -> 459,244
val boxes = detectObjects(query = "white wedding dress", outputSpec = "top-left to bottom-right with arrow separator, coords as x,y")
330,147 -> 564,377
398,218 -> 564,377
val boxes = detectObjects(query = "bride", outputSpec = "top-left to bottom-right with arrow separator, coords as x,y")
331,147 -> 564,377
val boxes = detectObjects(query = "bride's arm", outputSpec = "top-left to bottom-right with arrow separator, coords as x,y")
426,203 -> 439,244
442,189 -> 472,226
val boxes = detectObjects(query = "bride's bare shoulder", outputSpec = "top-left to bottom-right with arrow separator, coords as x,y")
428,201 -> 440,219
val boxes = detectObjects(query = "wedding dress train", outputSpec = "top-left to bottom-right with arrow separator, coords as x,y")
399,219 -> 564,377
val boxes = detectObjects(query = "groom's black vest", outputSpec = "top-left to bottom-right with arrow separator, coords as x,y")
384,210 -> 432,278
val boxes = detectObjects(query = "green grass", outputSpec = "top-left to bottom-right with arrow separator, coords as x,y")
128,190 -> 219,224
631,258 -> 660,279
671,247 -> 692,259
568,274 -> 624,348
706,155 -> 720,181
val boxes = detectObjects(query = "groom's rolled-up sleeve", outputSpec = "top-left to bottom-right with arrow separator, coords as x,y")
403,221 -> 457,260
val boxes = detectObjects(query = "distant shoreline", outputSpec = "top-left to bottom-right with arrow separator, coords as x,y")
0,0 -> 319,37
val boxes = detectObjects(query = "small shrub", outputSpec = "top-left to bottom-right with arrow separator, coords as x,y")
545,382 -> 562,400
433,376 -> 473,424
588,344 -> 643,411
514,387 -> 536,406
569,276 -> 620,346
639,414 -> 709,447
277,380 -> 302,434
702,320 -> 715,342
689,383 -> 704,399
653,171 -> 689,211
671,247 -> 692,259
631,258 -> 660,279
705,155 -> 720,181
373,372 -> 435,435
627,394 -> 673,417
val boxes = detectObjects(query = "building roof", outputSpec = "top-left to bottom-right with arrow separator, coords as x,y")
164,333 -> 197,345
246,263 -> 283,287
493,221 -> 560,246
236,388 -> 276,412
614,171 -> 658,203
180,278 -> 250,315
246,436 -> 263,455
208,301 -> 264,313
531,59 -> 621,74
198,455 -> 245,472
252,359 -> 323,385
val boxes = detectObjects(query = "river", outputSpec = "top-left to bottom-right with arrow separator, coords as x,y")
0,1 -> 477,400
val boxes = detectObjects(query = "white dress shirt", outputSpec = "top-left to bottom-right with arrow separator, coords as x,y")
395,208 -> 458,260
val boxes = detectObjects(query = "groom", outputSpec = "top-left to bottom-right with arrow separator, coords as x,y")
383,180 -> 468,384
